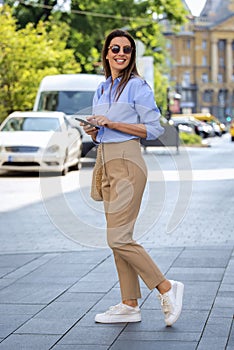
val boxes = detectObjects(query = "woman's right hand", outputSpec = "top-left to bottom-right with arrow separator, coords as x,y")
80,119 -> 99,141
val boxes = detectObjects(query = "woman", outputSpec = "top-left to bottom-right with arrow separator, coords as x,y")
82,29 -> 184,326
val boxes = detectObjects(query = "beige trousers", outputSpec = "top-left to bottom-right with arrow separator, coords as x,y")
101,139 -> 165,300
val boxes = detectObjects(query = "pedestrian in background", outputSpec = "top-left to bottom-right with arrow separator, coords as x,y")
81,29 -> 184,326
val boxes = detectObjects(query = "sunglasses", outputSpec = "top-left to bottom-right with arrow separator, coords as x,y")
108,45 -> 133,55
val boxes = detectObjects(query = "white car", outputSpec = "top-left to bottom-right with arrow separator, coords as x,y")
0,111 -> 82,175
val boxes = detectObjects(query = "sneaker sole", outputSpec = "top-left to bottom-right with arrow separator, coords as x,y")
95,313 -> 141,323
166,282 -> 184,326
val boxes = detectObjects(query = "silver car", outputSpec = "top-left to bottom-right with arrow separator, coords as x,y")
0,111 -> 82,175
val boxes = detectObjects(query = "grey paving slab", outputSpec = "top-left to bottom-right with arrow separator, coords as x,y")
173,248 -> 232,268
2,253 -> 59,280
126,309 -> 209,333
58,325 -> 123,346
78,271 -> 119,283
219,283 -> 234,292
118,330 -> 200,342
54,291 -> 104,304
0,334 -> 60,350
50,250 -> 111,265
0,245 -> 233,349
0,278 -> 16,290
227,322 -> 234,348
0,267 -> 16,277
0,282 -> 68,304
213,295 -> 234,308
0,303 -> 45,315
15,317 -> 78,336
166,267 -> 225,282
209,307 -> 234,318
201,317 -> 233,339
0,253 -> 41,269
53,345 -> 108,350
32,301 -> 87,321
109,339 -> 197,350
15,261 -> 96,285
0,314 -> 32,338
196,337 -> 228,350
68,280 -> 118,293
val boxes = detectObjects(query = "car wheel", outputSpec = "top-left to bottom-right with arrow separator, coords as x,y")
232,136 -> 234,142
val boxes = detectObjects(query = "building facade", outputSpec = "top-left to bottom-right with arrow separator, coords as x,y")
164,0 -> 234,122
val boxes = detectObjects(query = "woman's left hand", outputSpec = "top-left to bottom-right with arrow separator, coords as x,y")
88,115 -> 112,128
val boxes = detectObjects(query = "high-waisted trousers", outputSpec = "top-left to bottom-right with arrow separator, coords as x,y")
101,139 -> 165,300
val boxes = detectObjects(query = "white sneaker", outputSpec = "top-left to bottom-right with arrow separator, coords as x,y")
95,303 -> 141,323
158,280 -> 184,326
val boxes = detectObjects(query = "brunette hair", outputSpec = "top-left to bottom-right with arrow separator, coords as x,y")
102,29 -> 140,100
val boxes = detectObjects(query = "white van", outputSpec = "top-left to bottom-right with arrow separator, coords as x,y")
33,74 -> 105,156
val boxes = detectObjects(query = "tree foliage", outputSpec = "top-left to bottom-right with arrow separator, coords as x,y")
1,0 -> 188,119
0,6 -> 80,122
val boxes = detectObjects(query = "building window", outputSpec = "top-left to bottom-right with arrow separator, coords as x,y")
182,90 -> 193,101
218,40 -> 225,51
218,74 -> 223,83
202,40 -> 207,50
202,90 -> 213,103
202,73 -> 208,83
219,57 -> 224,67
202,56 -> 207,66
218,89 -> 227,106
183,72 -> 190,86
187,39 -> 191,49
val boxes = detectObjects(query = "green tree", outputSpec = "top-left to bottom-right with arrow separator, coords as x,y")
68,0 -> 187,72
0,6 -> 81,122
3,0 -> 188,114
6,0 -> 187,73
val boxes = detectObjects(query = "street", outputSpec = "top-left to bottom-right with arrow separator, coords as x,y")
0,134 -> 234,350
0,134 -> 233,253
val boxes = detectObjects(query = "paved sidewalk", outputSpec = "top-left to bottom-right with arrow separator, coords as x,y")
0,244 -> 233,350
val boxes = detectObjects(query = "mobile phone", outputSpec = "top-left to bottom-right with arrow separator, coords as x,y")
75,117 -> 100,129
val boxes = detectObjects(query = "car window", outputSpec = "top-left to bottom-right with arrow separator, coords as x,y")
1,117 -> 61,132
1,117 -> 23,131
37,91 -> 94,115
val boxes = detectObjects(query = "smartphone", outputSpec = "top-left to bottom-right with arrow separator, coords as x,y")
75,117 -> 100,129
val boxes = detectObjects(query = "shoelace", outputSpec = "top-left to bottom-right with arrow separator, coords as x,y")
158,294 -> 172,314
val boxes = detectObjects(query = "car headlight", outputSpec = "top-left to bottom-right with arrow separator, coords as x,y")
45,145 -> 60,153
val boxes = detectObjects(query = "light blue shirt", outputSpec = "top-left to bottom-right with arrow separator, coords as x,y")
92,75 -> 164,143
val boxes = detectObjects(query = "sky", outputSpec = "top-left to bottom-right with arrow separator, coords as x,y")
185,0 -> 207,16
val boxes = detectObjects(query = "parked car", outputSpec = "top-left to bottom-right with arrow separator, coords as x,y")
193,113 -> 226,134
230,120 -> 234,141
33,74 -> 105,157
0,111 -> 82,175
208,121 -> 222,137
171,116 -> 213,138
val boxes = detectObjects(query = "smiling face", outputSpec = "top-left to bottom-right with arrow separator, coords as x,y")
106,36 -> 132,79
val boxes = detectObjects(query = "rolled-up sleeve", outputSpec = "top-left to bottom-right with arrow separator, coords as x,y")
134,80 -> 164,140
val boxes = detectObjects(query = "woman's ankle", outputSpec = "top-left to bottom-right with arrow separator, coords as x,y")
123,299 -> 138,307
157,280 -> 171,294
